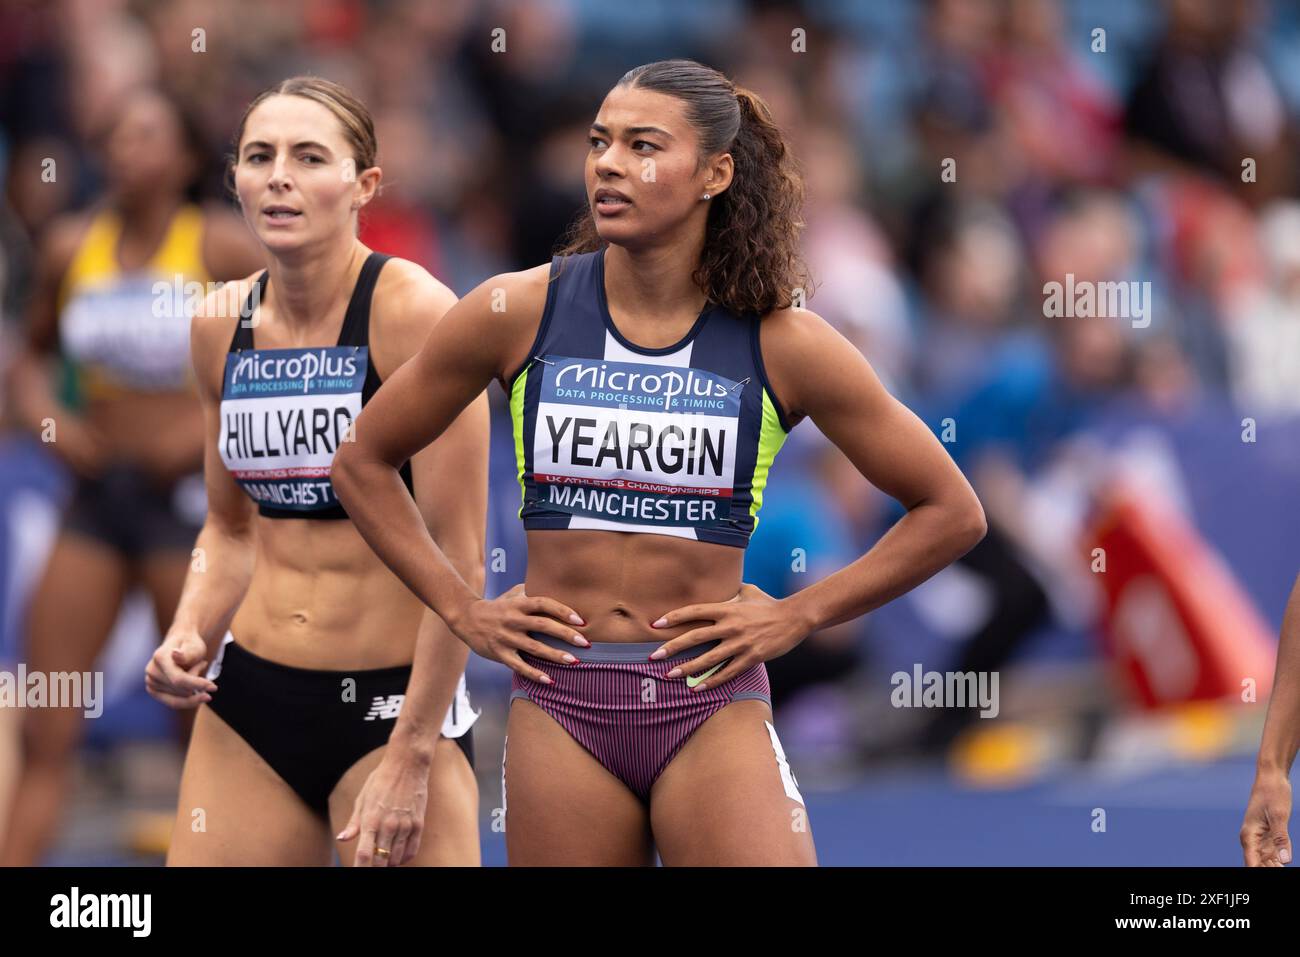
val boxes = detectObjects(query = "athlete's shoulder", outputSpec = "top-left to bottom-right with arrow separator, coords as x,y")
369,256 -> 459,370
755,303 -> 845,356
193,271 -> 260,322
189,271 -> 259,396
373,256 -> 458,329
450,262 -> 555,339
441,263 -> 554,386
190,272 -> 258,350
755,305 -> 859,424
466,261 -> 554,310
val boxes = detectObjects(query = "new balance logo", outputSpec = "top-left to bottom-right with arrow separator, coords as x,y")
363,694 -> 404,721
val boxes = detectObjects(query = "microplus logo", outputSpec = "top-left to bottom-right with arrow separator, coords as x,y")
231,349 -> 359,384
50,887 -> 151,937
555,361 -> 730,401
0,666 -> 103,718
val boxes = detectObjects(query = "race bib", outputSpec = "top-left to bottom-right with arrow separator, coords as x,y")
532,355 -> 742,527
219,346 -> 366,512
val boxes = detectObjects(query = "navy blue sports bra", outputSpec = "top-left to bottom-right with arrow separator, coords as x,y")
218,252 -> 415,520
506,250 -> 794,549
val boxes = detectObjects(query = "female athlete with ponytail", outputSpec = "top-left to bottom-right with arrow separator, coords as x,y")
336,60 -> 985,865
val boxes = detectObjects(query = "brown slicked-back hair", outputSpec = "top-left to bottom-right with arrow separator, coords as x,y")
229,75 -> 377,181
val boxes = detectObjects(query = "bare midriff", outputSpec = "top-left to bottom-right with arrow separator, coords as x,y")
230,518 -> 422,670
83,390 -> 204,476
523,528 -> 744,644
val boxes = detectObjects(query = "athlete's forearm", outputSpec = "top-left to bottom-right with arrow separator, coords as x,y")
388,538 -> 483,762
1256,574 -> 1300,774
388,607 -> 475,765
331,455 -> 480,630
9,352 -> 92,448
781,497 -> 985,634
168,522 -> 257,655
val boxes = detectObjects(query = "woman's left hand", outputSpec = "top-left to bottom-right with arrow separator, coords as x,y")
337,749 -> 431,866
649,583 -> 816,691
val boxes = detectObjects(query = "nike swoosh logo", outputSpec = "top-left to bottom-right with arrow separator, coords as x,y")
685,659 -> 730,688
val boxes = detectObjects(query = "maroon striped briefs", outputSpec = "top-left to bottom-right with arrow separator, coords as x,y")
511,634 -> 772,803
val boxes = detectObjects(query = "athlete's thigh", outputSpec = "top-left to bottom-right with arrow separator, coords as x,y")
25,532 -> 130,675
167,705 -> 333,866
650,699 -> 816,866
21,533 -> 130,749
329,736 -> 480,867
504,697 -> 654,866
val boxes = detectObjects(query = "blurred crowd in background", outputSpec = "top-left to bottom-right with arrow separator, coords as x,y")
3,0 -> 1300,851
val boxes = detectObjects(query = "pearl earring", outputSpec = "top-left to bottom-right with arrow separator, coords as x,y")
701,192 -> 711,200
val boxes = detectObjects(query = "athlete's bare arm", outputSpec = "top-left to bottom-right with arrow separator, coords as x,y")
646,307 -> 987,688
145,279 -> 260,708
6,215 -> 100,472
334,265 -> 588,683
337,259 -> 489,866
1242,571 -> 1300,866
361,260 -> 489,757
760,306 -> 987,628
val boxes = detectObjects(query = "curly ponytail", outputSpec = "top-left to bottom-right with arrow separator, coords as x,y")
559,59 -> 811,318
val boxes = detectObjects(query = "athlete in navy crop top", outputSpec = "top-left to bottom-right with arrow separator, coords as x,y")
220,251 -> 415,519
508,249 -> 790,547
334,60 -> 985,867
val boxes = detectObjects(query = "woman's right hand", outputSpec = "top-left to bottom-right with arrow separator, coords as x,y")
446,584 -> 590,683
145,629 -> 218,709
1241,767 -> 1292,866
